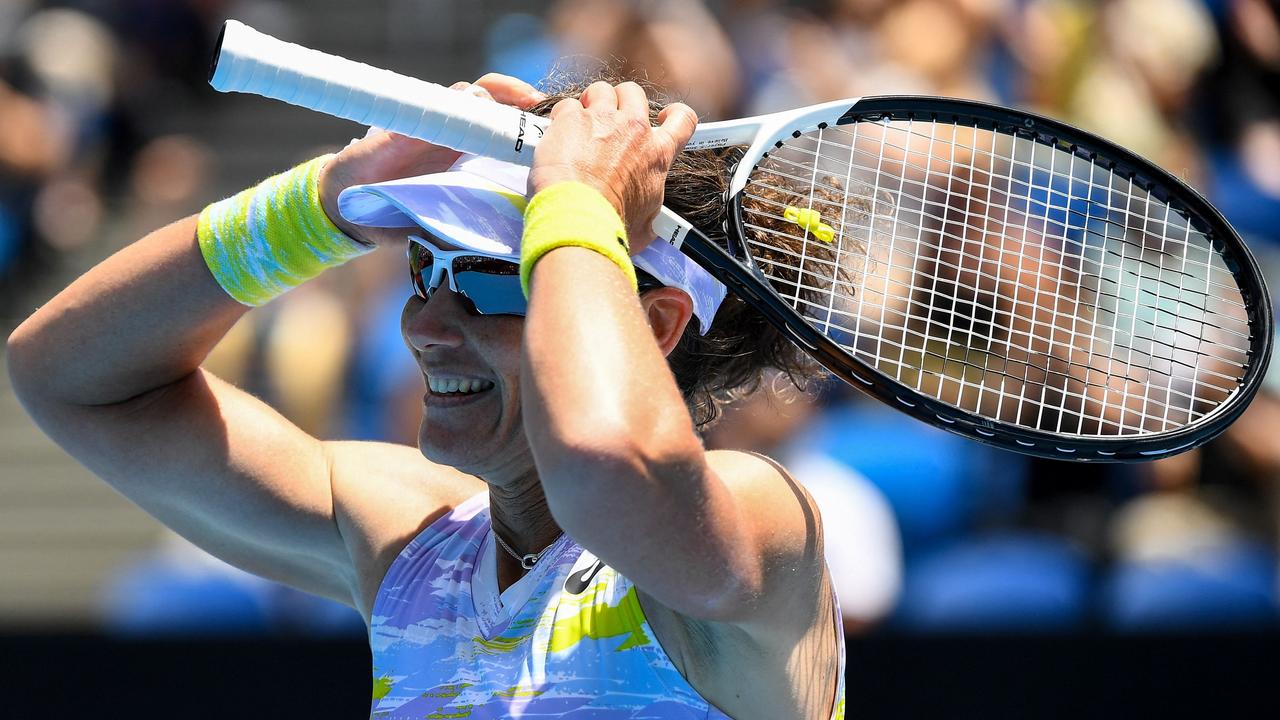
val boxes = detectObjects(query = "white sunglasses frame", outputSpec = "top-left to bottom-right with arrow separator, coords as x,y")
406,234 -> 524,314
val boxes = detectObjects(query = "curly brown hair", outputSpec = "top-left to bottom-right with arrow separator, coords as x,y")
528,79 -> 841,430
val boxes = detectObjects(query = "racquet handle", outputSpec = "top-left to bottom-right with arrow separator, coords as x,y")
209,20 -> 698,246
209,20 -> 545,164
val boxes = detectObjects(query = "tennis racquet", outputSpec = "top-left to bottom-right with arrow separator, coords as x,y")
208,20 -> 1273,461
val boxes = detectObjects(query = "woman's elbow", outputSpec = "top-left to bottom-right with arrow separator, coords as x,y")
7,320 -> 47,404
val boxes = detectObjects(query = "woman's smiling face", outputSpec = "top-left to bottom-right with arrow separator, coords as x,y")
401,283 -> 533,483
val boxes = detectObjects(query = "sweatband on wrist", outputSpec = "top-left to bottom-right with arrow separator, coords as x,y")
519,181 -> 636,298
197,155 -> 373,306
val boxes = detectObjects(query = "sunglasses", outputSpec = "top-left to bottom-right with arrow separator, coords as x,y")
407,234 -> 661,317
407,235 -> 527,315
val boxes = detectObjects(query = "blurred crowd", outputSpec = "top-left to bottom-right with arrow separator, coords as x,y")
3,0 -> 1279,636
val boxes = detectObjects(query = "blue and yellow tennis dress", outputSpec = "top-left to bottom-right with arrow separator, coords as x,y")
368,493 -> 846,718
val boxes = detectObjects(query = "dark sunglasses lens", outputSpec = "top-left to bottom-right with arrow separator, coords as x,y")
408,243 -> 434,299
455,264 -> 526,316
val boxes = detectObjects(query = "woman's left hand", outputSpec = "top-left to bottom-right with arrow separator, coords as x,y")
320,73 -> 545,248
528,81 -> 697,253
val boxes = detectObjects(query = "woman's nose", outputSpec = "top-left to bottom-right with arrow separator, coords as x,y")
402,286 -> 471,351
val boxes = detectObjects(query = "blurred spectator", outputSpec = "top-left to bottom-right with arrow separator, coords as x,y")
0,1 -> 228,294
17,8 -> 118,252
996,0 -> 1092,111
1002,0 -> 1219,172
737,0 -> 1004,115
18,8 -> 117,128
1198,0 -> 1280,246
121,133 -> 214,238
1076,0 -> 1217,170
0,55 -> 69,291
547,0 -> 742,117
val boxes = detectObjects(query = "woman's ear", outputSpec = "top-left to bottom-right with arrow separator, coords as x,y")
639,287 -> 694,356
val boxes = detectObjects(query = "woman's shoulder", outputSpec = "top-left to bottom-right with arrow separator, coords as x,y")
391,489 -> 491,564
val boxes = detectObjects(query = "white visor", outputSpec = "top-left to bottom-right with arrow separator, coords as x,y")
337,155 -> 727,334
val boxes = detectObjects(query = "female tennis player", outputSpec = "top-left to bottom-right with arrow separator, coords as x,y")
7,73 -> 844,719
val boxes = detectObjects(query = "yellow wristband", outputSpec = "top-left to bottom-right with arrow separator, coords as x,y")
197,155 -> 373,306
519,181 -> 636,297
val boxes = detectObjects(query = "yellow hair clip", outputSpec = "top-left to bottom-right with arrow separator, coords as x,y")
783,206 -> 835,243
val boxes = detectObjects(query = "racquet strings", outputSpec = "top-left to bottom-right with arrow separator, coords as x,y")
738,118 -> 1254,440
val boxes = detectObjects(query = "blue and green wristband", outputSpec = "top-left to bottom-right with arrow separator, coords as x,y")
197,155 -> 373,306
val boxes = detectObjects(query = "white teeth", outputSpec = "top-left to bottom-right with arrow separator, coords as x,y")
427,376 -> 494,395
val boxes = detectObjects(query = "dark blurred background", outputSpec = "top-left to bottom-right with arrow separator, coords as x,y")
1,0 -> 1278,717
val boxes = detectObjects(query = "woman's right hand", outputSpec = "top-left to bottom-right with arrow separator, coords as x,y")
318,73 -> 545,248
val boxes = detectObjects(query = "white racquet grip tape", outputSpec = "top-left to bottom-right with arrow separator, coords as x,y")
209,20 -> 543,165
209,20 -> 693,247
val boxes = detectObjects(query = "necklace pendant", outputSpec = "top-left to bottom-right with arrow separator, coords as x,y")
520,554 -> 538,570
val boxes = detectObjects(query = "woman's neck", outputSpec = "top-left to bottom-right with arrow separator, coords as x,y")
487,477 -> 563,592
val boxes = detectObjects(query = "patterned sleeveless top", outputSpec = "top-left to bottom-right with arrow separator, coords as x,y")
368,493 -> 847,719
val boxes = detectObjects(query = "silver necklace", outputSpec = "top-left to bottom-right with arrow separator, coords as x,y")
493,530 -> 562,570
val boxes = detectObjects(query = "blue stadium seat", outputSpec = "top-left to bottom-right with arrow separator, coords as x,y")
794,399 -> 1025,555
893,533 -> 1091,631
101,558 -> 272,635
1102,543 -> 1280,631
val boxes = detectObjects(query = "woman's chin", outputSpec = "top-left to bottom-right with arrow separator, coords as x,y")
417,423 -> 526,480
